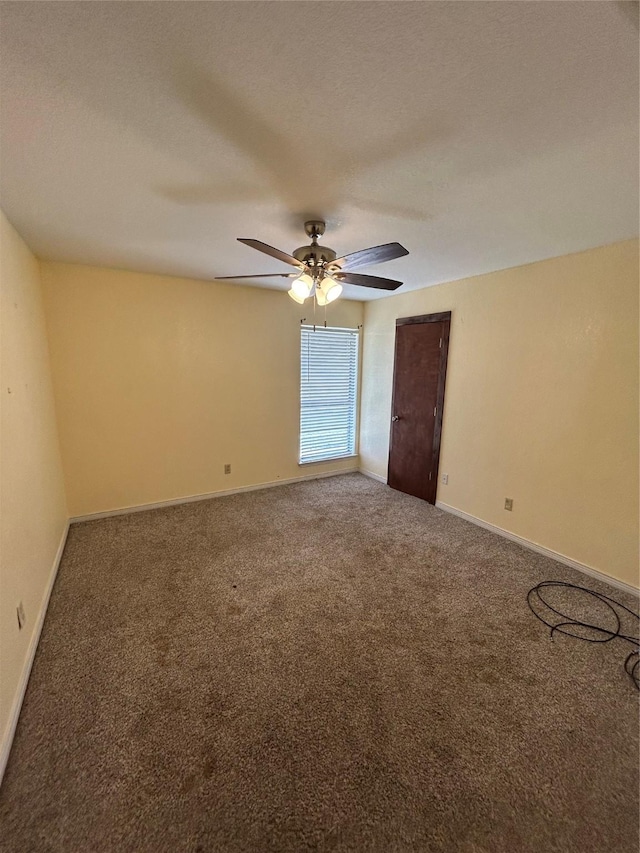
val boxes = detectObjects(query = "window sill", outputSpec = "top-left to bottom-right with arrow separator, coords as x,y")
298,454 -> 359,467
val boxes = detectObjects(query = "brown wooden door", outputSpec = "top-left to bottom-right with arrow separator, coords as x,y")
387,312 -> 451,504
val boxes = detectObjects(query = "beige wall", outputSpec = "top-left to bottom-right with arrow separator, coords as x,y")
360,240 -> 639,588
41,262 -> 363,517
0,211 -> 68,760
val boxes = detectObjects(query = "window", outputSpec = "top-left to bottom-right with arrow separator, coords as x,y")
299,325 -> 359,464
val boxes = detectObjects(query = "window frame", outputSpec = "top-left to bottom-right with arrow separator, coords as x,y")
298,324 -> 360,466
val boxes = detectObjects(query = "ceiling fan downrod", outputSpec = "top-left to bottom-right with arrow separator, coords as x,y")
292,221 -> 337,275
304,220 -> 324,243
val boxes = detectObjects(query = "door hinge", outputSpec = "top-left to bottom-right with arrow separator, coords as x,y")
429,471 -> 432,480
433,406 -> 437,417
439,337 -> 443,348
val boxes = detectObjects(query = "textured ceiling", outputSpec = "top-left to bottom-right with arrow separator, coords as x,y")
0,1 -> 638,300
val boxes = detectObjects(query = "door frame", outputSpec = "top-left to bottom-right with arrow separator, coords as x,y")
388,311 -> 452,504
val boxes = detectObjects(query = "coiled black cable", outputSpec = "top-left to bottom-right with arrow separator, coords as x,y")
527,581 -> 640,689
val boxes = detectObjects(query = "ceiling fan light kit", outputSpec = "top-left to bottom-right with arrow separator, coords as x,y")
287,286 -> 306,305
315,276 -> 342,306
216,220 -> 409,307
291,271 -> 314,300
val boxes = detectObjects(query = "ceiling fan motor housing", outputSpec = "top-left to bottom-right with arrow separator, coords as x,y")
294,219 -> 338,273
293,243 -> 337,271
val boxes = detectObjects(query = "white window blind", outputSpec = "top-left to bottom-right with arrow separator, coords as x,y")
300,325 -> 359,464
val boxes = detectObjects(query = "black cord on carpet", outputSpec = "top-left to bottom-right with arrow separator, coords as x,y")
527,581 -> 640,689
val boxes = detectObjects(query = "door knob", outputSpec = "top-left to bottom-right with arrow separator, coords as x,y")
392,415 -> 400,422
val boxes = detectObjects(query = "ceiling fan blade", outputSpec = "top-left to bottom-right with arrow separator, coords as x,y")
238,238 -> 306,270
215,273 -> 298,280
329,242 -> 409,272
332,272 -> 403,291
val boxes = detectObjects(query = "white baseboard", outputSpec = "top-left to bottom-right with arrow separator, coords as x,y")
70,468 -> 360,524
359,468 -> 387,485
0,520 -> 70,786
435,501 -> 638,596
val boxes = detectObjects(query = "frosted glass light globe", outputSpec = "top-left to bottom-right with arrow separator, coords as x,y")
316,276 -> 343,306
291,272 -> 314,300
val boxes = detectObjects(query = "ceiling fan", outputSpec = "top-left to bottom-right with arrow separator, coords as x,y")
216,220 -> 409,305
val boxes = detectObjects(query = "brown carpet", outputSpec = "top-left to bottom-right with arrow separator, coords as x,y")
1,473 -> 638,852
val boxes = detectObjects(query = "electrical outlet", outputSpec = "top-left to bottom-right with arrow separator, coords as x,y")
17,601 -> 25,630
504,498 -> 513,511
224,464 -> 231,475
442,473 -> 448,485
